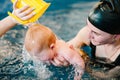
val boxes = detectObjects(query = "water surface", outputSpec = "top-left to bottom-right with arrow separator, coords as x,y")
0,0 -> 98,80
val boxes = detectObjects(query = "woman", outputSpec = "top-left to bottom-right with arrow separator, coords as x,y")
53,0 -> 120,79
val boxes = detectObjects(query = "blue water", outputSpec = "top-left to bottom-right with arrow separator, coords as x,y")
0,0 -> 98,80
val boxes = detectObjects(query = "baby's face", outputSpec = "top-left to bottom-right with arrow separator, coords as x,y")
33,48 -> 55,62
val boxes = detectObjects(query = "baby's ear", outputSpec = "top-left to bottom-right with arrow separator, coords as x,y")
50,43 -> 55,49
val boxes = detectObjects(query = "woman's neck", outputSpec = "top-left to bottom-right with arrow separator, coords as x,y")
105,38 -> 120,48
96,39 -> 120,61
104,39 -> 120,61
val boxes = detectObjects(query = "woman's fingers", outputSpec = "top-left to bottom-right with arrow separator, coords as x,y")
17,5 -> 30,13
12,0 -> 36,21
20,12 -> 36,20
18,7 -> 35,17
18,7 -> 36,20
14,6 -> 36,20
13,0 -> 18,10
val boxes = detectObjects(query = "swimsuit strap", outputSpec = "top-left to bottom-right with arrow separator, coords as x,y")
113,54 -> 120,66
90,42 -> 96,60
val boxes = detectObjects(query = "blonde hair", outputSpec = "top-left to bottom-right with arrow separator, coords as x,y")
24,24 -> 56,54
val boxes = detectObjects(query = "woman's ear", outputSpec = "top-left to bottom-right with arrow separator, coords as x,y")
50,43 -> 55,49
116,35 -> 120,39
113,35 -> 119,41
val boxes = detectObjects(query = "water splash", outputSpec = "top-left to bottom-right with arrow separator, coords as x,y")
22,46 -> 53,80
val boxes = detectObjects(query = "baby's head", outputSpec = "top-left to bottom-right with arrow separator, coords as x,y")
24,24 -> 56,61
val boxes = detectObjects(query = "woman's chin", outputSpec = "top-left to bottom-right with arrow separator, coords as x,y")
91,40 -> 101,46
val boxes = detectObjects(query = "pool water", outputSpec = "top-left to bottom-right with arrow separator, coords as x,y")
0,0 -> 98,80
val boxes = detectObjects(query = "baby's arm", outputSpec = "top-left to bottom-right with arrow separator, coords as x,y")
62,49 -> 85,80
0,0 -> 35,37
68,51 -> 85,80
55,40 -> 85,79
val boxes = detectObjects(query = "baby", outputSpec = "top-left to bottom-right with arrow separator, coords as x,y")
24,24 -> 85,79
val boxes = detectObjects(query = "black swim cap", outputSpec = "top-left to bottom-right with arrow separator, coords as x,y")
88,0 -> 120,34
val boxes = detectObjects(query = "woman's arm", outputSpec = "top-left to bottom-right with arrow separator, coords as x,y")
68,26 -> 91,48
0,16 -> 17,37
0,0 -> 35,37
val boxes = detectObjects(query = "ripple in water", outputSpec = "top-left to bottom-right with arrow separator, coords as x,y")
0,39 -> 52,80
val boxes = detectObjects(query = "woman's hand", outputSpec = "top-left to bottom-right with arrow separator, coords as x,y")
12,0 -> 36,24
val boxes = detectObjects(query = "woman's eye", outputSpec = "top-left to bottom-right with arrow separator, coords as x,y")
93,31 -> 100,35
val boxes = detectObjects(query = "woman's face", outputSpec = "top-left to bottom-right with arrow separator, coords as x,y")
87,19 -> 114,46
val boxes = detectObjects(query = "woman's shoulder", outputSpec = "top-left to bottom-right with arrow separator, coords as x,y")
79,26 -> 90,35
76,26 -> 91,45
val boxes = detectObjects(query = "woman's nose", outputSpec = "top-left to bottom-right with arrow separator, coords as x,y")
89,31 -> 94,39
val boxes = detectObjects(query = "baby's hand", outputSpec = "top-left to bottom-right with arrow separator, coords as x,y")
50,56 -> 69,66
12,0 -> 36,24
